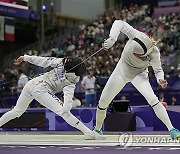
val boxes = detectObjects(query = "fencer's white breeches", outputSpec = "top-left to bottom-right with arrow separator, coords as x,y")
98,67 -> 159,109
0,77 -> 65,127
0,77 -> 91,133
14,77 -> 66,117
96,65 -> 173,131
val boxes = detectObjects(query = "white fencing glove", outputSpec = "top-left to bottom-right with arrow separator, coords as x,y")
103,37 -> 116,50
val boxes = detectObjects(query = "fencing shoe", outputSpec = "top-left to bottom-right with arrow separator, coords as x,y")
93,128 -> 106,140
170,128 -> 180,139
84,131 -> 94,140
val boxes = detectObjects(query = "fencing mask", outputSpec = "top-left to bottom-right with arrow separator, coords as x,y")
64,57 -> 86,77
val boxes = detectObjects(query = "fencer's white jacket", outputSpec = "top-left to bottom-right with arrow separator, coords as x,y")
24,55 -> 79,112
109,20 -> 164,82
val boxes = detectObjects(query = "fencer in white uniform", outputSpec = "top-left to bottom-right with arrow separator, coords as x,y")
0,55 -> 92,139
92,20 -> 180,139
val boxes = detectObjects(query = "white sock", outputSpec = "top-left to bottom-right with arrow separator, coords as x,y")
152,102 -> 174,131
61,112 -> 91,134
95,108 -> 107,131
0,109 -> 18,127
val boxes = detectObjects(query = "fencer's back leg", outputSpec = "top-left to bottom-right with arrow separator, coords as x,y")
0,108 -> 20,127
131,74 -> 174,131
0,84 -> 34,127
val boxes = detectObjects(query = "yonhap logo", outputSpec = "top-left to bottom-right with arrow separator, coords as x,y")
118,133 -> 180,147
118,132 -> 133,147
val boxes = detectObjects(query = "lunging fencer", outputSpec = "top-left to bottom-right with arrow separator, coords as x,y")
0,55 -> 93,139
91,20 -> 180,140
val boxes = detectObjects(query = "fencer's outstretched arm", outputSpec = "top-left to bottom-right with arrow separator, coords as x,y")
103,20 -> 139,50
23,55 -> 64,68
109,20 -> 139,41
23,55 -> 63,68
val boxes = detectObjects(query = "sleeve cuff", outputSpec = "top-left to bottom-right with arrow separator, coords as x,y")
156,76 -> 164,84
24,55 -> 30,61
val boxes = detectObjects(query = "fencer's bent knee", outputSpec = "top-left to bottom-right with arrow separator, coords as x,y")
54,108 -> 64,116
151,102 -> 159,108
147,97 -> 159,107
98,105 -> 106,110
53,106 -> 71,117
98,98 -> 109,109
13,106 -> 27,117
10,108 -> 22,118
60,111 -> 71,119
